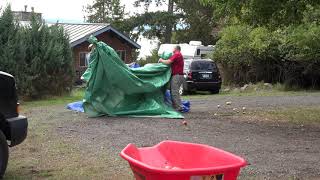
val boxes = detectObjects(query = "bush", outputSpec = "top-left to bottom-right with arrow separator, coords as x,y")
213,25 -> 282,85
280,23 -> 320,88
0,6 -> 74,99
211,2 -> 320,89
213,22 -> 320,89
212,25 -> 252,84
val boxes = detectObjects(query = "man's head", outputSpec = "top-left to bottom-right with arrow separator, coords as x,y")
173,45 -> 181,53
88,44 -> 95,51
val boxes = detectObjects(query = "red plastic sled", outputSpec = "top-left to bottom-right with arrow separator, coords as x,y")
120,140 -> 247,180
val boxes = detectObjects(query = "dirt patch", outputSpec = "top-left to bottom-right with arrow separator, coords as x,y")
6,94 -> 320,179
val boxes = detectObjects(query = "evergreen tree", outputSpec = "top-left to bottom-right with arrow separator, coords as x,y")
85,0 -> 126,27
20,16 -> 74,97
0,5 -> 18,75
173,0 -> 216,45
200,0 -> 320,27
0,6 -> 74,98
84,0 -> 136,39
132,0 -> 216,44
134,0 -> 175,43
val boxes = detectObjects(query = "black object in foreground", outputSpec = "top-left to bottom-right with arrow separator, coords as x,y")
0,71 -> 28,178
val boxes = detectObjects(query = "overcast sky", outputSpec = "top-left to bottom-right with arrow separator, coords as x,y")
0,0 -> 166,22
0,0 -> 165,58
0,0 -> 168,59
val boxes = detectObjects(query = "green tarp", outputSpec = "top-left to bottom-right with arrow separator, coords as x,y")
81,36 -> 183,119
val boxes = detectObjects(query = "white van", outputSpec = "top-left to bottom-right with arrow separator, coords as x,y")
158,41 -> 214,59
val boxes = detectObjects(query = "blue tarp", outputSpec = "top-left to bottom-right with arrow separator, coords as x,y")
66,101 -> 84,112
128,62 -> 140,68
67,90 -> 190,114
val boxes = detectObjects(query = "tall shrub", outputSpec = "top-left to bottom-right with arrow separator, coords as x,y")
203,0 -> 320,89
247,27 -> 283,83
212,25 -> 254,84
19,18 -> 74,98
213,23 -> 320,88
280,23 -> 320,88
0,6 -> 74,98
0,5 -> 18,75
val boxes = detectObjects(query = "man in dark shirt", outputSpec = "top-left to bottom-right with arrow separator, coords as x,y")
159,45 -> 184,111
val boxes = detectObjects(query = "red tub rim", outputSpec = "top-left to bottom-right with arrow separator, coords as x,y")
120,140 -> 247,175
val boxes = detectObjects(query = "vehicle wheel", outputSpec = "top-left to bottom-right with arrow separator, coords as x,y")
210,89 -> 220,94
0,131 -> 8,179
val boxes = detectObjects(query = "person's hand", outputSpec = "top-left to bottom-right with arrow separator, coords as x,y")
158,58 -> 162,63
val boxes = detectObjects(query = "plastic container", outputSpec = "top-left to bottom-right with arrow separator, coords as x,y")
120,140 -> 247,180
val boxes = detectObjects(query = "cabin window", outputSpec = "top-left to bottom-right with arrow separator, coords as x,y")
117,50 -> 126,61
79,52 -> 90,67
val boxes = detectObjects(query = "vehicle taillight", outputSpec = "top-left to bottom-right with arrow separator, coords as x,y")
188,72 -> 192,80
16,103 -> 20,114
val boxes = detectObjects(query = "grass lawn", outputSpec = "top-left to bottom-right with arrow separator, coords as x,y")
184,89 -> 320,99
6,126 -> 125,179
249,106 -> 320,125
22,88 -> 85,108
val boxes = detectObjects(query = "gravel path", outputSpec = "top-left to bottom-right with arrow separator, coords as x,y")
35,94 -> 320,179
190,94 -> 320,111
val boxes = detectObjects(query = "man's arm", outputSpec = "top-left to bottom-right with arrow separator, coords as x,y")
159,53 -> 176,65
159,58 -> 173,65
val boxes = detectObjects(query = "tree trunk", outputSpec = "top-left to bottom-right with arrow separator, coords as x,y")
164,0 -> 174,43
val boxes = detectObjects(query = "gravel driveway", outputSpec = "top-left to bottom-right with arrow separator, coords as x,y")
28,94 -> 320,179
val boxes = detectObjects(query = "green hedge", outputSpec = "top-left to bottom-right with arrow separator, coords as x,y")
213,23 -> 320,88
0,6 -> 74,99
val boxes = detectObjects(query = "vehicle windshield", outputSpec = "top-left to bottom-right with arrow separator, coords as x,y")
191,61 -> 217,71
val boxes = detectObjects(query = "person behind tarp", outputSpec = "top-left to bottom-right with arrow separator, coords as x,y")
81,43 -> 96,82
159,45 -> 184,112
86,44 -> 95,65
